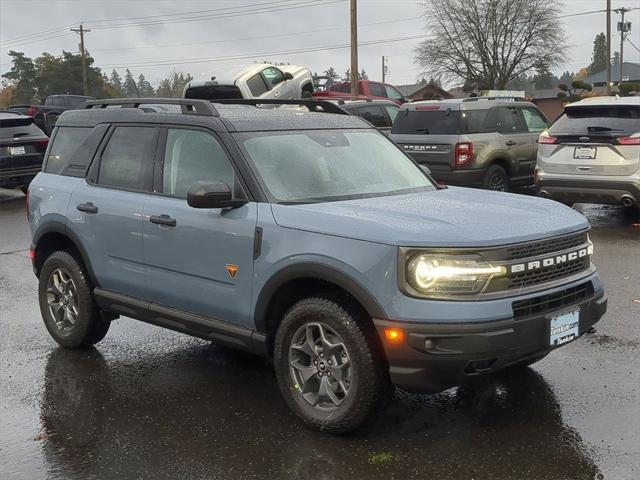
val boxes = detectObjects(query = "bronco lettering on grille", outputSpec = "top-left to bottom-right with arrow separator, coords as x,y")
510,245 -> 592,274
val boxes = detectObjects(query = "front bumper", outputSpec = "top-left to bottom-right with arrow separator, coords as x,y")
374,284 -> 607,393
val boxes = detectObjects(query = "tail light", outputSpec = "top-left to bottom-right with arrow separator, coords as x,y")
454,142 -> 473,167
618,133 -> 640,145
26,106 -> 38,117
35,138 -> 49,152
538,131 -> 558,144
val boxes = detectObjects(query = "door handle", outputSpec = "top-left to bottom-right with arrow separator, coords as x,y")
150,214 -> 176,227
505,140 -> 517,146
77,202 -> 98,214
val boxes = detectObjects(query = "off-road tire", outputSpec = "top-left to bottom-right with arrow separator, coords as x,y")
38,250 -> 110,349
274,295 -> 390,434
482,164 -> 510,192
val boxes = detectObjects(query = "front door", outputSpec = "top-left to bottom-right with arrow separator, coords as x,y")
142,127 -> 256,327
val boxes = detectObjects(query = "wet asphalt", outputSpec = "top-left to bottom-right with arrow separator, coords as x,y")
0,187 -> 638,480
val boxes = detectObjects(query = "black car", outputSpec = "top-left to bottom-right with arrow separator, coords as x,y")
333,99 -> 399,133
0,112 -> 49,193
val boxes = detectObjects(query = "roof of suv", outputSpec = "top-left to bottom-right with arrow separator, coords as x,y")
401,97 -> 535,111
565,96 -> 640,107
56,98 -> 370,132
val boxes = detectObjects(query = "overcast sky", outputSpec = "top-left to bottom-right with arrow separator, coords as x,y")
1,0 -> 639,88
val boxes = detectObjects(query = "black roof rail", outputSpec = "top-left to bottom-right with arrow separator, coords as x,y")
79,98 -> 219,116
211,98 -> 350,115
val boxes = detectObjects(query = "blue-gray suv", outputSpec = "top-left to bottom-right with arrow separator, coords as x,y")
28,98 -> 607,433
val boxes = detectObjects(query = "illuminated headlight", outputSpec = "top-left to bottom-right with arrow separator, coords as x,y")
406,254 -> 506,295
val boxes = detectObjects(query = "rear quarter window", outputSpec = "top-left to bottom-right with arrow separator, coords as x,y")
391,110 -> 461,135
45,125 -> 107,176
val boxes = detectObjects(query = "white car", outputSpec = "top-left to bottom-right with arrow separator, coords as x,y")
184,64 -> 314,100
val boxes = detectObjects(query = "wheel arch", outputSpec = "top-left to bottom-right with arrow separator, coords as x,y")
32,222 -> 98,286
254,263 -> 387,352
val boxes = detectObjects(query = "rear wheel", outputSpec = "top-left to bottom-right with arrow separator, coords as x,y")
273,296 -> 390,434
482,164 -> 509,192
38,251 -> 110,349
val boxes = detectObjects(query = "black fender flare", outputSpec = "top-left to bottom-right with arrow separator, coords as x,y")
32,220 -> 99,286
253,262 -> 388,334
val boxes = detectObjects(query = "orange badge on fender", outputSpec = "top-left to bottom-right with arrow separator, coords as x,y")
225,264 -> 239,278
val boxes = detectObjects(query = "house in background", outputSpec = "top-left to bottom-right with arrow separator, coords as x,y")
396,82 -> 453,100
583,62 -> 640,86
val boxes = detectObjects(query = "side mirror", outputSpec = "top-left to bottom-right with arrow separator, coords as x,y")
284,72 -> 294,80
419,164 -> 432,176
187,181 -> 246,209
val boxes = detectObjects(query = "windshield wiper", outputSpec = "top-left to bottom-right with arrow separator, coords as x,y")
415,127 -> 430,133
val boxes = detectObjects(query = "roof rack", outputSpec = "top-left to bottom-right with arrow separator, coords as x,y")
212,98 -> 349,115
80,98 -> 219,116
461,96 -> 525,102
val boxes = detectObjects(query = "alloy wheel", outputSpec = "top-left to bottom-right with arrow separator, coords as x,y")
46,268 -> 79,334
288,322 -> 352,411
488,173 -> 506,191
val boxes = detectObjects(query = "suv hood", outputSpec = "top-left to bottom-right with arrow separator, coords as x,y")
270,187 -> 589,247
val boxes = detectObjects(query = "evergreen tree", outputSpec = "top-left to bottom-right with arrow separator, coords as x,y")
1,51 -> 38,103
343,69 -> 351,82
612,51 -> 620,67
533,61 -> 554,89
359,69 -> 368,80
137,74 -> 154,97
588,33 -> 608,75
123,69 -> 138,97
323,67 -> 339,81
109,69 -> 124,94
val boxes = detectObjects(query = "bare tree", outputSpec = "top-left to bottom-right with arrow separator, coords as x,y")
414,0 -> 565,90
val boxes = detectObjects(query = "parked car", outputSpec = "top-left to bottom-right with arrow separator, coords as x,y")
390,97 -> 550,191
536,96 -> 639,210
0,112 -> 48,193
335,99 -> 399,133
28,98 -> 606,434
184,64 -> 314,101
313,80 -> 409,105
9,94 -> 95,134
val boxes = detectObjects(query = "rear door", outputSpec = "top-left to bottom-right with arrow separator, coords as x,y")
69,125 -> 158,299
541,104 -> 640,176
142,127 -> 257,325
520,106 -> 549,176
390,107 -> 461,174
497,106 -> 534,177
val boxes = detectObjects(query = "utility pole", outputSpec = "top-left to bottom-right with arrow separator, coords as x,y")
70,24 -> 91,96
381,56 -> 388,83
606,0 -> 611,95
615,7 -> 632,89
350,0 -> 358,96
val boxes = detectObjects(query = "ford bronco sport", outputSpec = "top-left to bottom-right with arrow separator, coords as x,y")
28,98 -> 606,433
390,97 -> 549,191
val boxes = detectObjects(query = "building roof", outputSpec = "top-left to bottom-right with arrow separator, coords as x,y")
583,62 -> 640,84
395,83 -> 426,97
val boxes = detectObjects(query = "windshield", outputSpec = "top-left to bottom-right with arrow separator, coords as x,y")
235,130 -> 435,203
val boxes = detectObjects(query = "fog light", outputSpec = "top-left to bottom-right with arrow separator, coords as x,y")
384,328 -> 405,344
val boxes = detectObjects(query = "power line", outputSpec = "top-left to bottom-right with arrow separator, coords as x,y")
91,17 -> 420,54
627,38 -> 640,54
96,34 -> 427,69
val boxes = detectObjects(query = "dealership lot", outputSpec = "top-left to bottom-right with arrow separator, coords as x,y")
1,187 -> 639,480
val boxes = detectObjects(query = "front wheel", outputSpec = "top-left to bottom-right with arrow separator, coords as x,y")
482,164 -> 510,192
273,296 -> 390,434
38,251 -> 110,349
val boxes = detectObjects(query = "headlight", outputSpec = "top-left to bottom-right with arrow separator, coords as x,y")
406,254 -> 506,296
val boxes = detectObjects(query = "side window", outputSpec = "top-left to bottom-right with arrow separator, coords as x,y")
384,85 -> 404,101
49,96 -> 64,107
497,107 -> 526,133
262,67 -> 285,88
356,106 -> 388,127
97,127 -> 156,191
368,82 -> 385,97
162,129 -> 239,199
45,127 -> 92,174
384,105 -> 399,124
521,108 -> 548,132
247,74 -> 269,96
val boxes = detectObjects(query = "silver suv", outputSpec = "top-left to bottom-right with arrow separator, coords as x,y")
390,97 -> 549,191
536,96 -> 640,209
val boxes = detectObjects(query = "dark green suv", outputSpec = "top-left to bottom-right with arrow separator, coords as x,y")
390,97 -> 549,191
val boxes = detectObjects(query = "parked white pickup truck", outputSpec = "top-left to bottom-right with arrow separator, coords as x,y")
184,64 -> 314,100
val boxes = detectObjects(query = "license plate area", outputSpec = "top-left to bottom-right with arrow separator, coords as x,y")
549,308 -> 580,347
10,146 -> 26,156
573,146 -> 596,159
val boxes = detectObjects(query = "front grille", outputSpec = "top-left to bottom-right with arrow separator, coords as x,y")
505,256 -> 590,289
512,282 -> 593,318
504,231 -> 587,260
